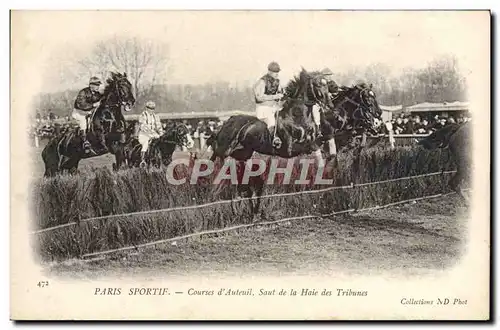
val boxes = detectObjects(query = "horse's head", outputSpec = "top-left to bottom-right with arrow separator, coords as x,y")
284,68 -> 333,116
161,122 -> 195,149
417,123 -> 461,150
299,68 -> 333,109
104,71 -> 136,113
332,82 -> 381,132
417,130 -> 445,150
354,82 -> 382,121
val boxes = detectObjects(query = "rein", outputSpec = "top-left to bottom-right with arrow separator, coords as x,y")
158,126 -> 191,148
332,87 -> 374,122
89,78 -> 128,132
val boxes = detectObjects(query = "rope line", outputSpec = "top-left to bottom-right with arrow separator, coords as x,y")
80,192 -> 456,259
32,170 -> 457,235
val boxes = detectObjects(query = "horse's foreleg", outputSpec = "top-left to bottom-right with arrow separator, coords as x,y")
361,132 -> 367,147
313,149 -> 325,168
449,170 -> 468,203
326,137 -> 338,168
252,175 -> 265,222
58,155 -> 69,171
113,146 -> 125,171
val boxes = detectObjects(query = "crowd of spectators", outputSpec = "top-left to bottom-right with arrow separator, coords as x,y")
379,113 -> 472,135
160,119 -> 224,150
29,109 -> 472,151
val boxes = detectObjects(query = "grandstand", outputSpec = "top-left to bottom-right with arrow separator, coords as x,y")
404,101 -> 470,119
123,110 -> 256,123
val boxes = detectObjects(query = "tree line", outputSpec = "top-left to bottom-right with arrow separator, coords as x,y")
33,36 -> 467,118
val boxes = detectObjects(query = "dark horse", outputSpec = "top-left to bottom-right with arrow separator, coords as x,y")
42,72 -> 135,177
122,122 -> 195,169
417,121 -> 472,202
319,82 -> 383,157
206,69 -> 332,218
208,68 -> 332,164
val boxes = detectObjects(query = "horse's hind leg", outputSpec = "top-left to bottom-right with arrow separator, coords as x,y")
449,171 -> 468,203
43,153 -> 59,177
251,175 -> 265,222
325,137 -> 338,168
113,149 -> 125,171
44,165 -> 57,178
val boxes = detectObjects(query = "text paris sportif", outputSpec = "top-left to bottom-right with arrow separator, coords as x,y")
92,288 -> 468,306
94,287 -> 369,297
24,10 -> 482,286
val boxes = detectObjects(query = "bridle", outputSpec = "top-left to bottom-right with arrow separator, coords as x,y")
158,124 -> 192,148
89,77 -> 132,133
332,86 -> 378,123
108,77 -> 133,111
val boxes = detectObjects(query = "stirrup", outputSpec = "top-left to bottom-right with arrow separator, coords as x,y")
272,136 -> 282,149
140,160 -> 147,168
85,146 -> 98,156
83,141 -> 92,153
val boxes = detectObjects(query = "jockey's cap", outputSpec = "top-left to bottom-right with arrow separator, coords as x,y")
267,61 -> 281,73
321,68 -> 334,76
145,101 -> 156,110
89,76 -> 102,85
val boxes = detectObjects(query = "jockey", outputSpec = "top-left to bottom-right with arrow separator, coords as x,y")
72,76 -> 104,153
138,101 -> 164,166
254,61 -> 284,148
320,67 -> 340,96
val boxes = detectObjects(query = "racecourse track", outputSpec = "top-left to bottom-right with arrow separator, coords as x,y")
45,194 -> 468,279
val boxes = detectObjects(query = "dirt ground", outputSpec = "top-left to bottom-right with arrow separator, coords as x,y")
45,194 -> 468,280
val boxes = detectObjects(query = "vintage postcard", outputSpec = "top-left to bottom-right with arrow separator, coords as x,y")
10,10 -> 490,320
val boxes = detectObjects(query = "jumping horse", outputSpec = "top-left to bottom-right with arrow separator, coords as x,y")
206,68 -> 333,218
319,82 -> 383,157
417,121 -> 472,203
42,72 -> 135,177
121,122 -> 195,169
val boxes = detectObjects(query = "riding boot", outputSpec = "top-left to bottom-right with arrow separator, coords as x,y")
99,133 -> 108,153
268,126 -> 282,149
316,125 -> 323,140
80,129 -> 92,154
140,151 -> 147,168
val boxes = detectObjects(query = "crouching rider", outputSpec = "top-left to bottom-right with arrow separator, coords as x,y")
72,76 -> 104,154
138,101 -> 163,167
254,61 -> 284,148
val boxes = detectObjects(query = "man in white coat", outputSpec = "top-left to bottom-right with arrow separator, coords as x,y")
138,101 -> 164,166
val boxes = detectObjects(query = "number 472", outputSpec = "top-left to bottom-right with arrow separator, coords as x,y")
37,281 -> 49,288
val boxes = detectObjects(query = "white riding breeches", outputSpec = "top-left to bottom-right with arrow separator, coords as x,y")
256,104 -> 279,128
72,109 -> 90,131
312,105 -> 321,127
138,132 -> 159,152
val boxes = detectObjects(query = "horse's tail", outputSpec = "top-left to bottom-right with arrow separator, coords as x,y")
42,136 -> 62,177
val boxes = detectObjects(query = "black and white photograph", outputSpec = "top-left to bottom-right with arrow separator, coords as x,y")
10,10 -> 490,320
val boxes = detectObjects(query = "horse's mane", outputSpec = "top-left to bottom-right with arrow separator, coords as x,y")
283,70 -> 325,111
284,70 -> 322,99
333,86 -> 353,99
331,83 -> 373,106
102,72 -> 123,96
